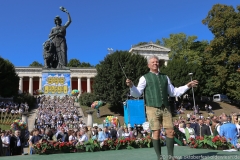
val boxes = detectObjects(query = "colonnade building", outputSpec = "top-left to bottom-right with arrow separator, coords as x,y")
16,67 -> 96,95
15,42 -> 170,95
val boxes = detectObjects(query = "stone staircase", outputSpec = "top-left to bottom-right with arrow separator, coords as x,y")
27,106 -> 37,132
75,102 -> 87,124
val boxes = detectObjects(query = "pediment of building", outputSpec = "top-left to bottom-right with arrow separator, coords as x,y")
129,43 -> 170,52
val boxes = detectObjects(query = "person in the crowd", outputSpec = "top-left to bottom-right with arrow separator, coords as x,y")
196,119 -> 211,137
205,118 -> 213,136
212,119 -> 221,136
190,118 -> 198,134
136,125 -> 144,139
97,128 -> 105,143
68,130 -> 76,143
178,122 -> 185,134
10,130 -> 23,155
30,129 -> 42,145
92,129 -> 98,140
220,115 -> 238,146
123,128 -> 130,138
117,126 -> 124,138
56,127 -> 68,142
28,130 -> 34,155
0,133 -> 3,156
78,129 -> 88,144
103,127 -> 111,139
129,127 -> 134,139
205,104 -> 208,112
110,127 -> 117,140
184,122 -> 195,144
42,129 -> 54,142
84,126 -> 92,140
232,114 -> 240,137
1,130 -> 10,156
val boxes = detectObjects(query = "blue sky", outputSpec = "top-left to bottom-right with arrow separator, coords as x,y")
0,0 -> 239,67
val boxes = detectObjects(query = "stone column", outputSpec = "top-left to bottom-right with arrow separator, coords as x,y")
87,77 -> 91,93
22,113 -> 28,125
86,110 -> 95,127
19,77 -> 23,92
78,77 -> 82,95
39,77 -> 42,90
29,76 -> 33,95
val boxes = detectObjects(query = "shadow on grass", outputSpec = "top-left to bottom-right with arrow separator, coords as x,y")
100,114 -> 115,118
108,107 -> 124,115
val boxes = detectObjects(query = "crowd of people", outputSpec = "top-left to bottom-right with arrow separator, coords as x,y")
1,94 -> 240,156
173,110 -> 240,146
0,101 -> 29,115
0,95 -> 149,156
34,95 -> 81,130
0,123 -> 148,156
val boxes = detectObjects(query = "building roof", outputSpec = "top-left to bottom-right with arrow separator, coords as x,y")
129,42 -> 171,52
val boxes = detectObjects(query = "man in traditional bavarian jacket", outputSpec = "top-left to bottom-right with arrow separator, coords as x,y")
126,55 -> 198,160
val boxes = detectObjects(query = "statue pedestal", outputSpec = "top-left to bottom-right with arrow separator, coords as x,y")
85,110 -> 95,127
22,113 -> 28,125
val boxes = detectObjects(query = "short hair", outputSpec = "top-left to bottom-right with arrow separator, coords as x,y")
147,55 -> 159,64
80,129 -> 85,133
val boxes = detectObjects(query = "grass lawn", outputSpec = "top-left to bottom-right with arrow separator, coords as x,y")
0,124 -> 10,130
173,101 -> 240,120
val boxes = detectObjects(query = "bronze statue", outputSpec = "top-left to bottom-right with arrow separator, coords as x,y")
43,40 -> 57,68
43,7 -> 72,69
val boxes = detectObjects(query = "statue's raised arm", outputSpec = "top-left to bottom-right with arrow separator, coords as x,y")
60,6 -> 72,28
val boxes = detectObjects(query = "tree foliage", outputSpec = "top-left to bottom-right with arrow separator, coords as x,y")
93,51 -> 149,114
79,92 -> 97,107
13,94 -> 36,110
202,4 -> 240,100
68,58 -> 93,67
0,57 -> 19,97
162,33 -> 208,65
68,59 -> 81,67
160,58 -> 205,97
134,40 -> 162,47
29,61 -> 43,67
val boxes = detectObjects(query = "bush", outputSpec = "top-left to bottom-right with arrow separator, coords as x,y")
13,94 -> 36,111
79,93 -> 97,107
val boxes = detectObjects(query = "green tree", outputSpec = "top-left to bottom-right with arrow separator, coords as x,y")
68,58 -> 93,67
68,59 -> 81,67
29,61 -> 43,67
79,62 -> 93,67
93,50 -> 149,113
134,40 -> 162,47
160,58 -> 205,97
0,57 -> 19,97
161,33 -> 208,65
202,4 -> 240,99
134,42 -> 148,46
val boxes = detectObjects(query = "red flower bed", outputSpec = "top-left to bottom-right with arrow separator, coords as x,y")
34,137 -> 153,154
188,135 -> 233,150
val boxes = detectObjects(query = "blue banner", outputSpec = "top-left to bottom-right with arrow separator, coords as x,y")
42,73 -> 71,96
